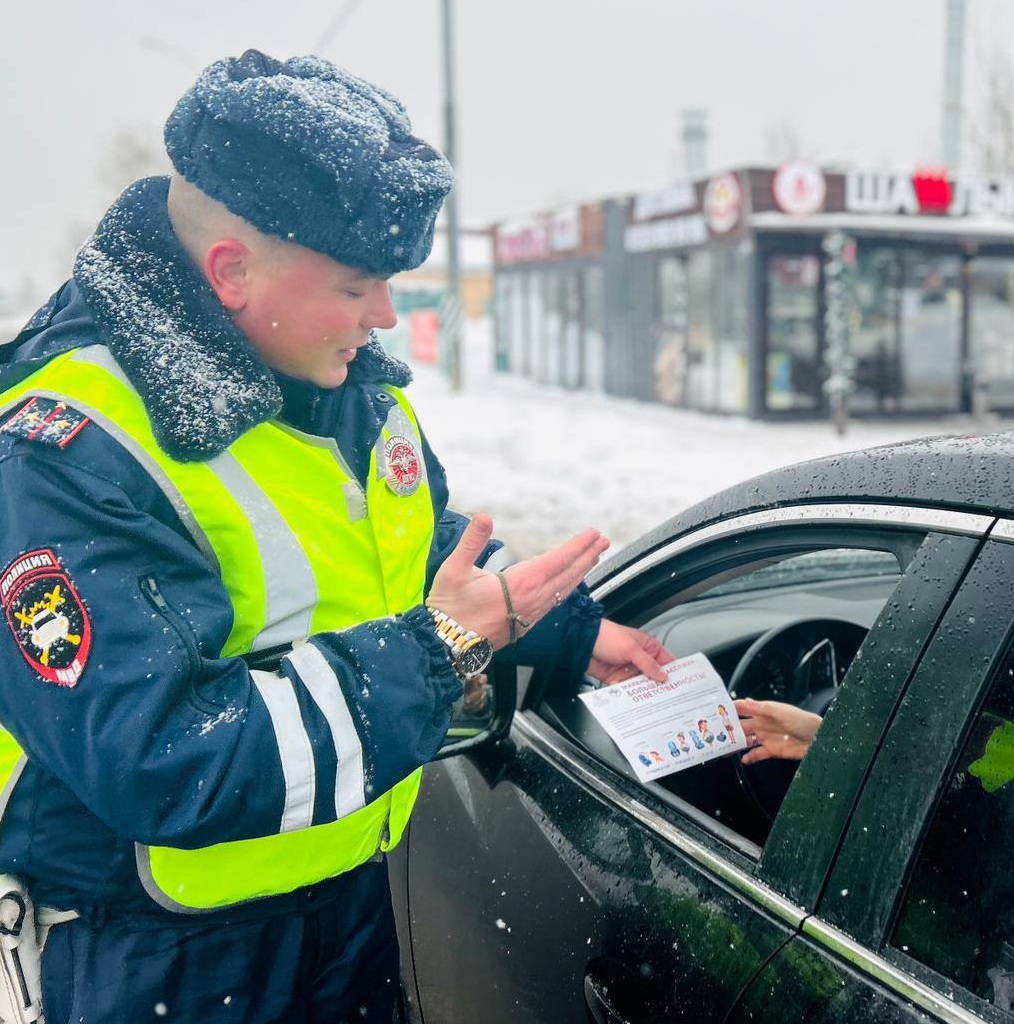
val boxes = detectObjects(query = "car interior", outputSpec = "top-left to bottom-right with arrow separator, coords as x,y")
532,543 -> 916,852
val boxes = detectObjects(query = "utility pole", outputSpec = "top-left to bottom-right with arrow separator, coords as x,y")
682,109 -> 708,177
441,0 -> 464,391
942,0 -> 966,169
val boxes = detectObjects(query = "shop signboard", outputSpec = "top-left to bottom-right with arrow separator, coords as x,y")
772,161 -> 826,215
496,218 -> 550,266
495,204 -> 603,266
703,173 -> 743,234
845,169 -> 1014,219
632,182 -> 697,221
625,214 -> 708,253
625,173 -> 748,253
550,206 -> 581,252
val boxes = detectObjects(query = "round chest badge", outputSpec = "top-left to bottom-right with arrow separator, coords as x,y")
384,435 -> 422,496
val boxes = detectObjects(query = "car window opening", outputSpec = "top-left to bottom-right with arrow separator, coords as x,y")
539,541 -> 918,850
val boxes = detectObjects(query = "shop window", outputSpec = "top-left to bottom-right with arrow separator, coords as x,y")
654,257 -> 689,405
897,251 -> 961,412
493,276 -> 514,373
970,257 -> 1014,412
714,246 -> 749,413
582,266 -> 606,393
524,272 -> 543,381
508,273 -> 526,375
765,254 -> 821,411
528,272 -> 551,384
851,248 -> 901,413
891,644 -> 1014,1013
560,272 -> 582,389
685,248 -> 749,413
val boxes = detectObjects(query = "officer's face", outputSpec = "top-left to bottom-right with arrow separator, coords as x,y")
237,245 -> 397,388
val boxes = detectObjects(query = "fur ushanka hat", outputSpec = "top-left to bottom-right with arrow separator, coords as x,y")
164,49 -> 453,276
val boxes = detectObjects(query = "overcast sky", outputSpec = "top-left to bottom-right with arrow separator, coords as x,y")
3,0 -> 1012,300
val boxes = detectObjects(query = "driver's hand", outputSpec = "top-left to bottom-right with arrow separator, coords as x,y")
735,698 -> 823,765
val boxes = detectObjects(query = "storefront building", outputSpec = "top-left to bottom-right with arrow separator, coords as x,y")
492,204 -> 607,390
492,164 -> 1014,419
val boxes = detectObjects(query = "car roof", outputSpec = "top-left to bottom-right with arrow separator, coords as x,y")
592,430 -> 1014,586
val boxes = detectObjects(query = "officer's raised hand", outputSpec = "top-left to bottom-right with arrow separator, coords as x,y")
428,513 -> 610,649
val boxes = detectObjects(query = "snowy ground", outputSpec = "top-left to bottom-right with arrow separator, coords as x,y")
408,319 -> 1014,560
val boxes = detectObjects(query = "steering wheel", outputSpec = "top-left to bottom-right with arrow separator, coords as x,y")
726,617 -> 868,822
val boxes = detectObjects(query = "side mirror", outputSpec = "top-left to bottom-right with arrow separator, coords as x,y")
434,657 -> 516,759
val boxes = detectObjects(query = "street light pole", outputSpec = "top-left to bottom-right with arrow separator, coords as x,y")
941,0 -> 966,170
441,0 -> 463,391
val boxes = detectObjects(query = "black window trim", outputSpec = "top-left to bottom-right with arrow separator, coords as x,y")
574,502 -> 998,1024
575,504 -> 990,853
812,526 -> 1014,1024
593,503 -> 993,604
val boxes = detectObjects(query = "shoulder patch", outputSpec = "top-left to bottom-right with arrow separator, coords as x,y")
1,549 -> 92,687
0,398 -> 90,449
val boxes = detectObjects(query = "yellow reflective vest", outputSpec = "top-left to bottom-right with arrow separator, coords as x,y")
0,345 -> 435,912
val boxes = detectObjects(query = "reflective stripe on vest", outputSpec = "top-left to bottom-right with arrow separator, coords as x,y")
0,345 -> 434,912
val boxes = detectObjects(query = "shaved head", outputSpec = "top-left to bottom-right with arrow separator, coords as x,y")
167,174 -> 286,271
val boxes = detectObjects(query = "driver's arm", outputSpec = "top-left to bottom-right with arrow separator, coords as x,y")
735,698 -> 823,764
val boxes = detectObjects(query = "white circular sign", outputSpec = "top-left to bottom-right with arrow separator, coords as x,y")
772,161 -> 827,215
704,174 -> 743,234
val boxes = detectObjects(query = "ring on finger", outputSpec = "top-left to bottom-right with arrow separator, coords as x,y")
553,591 -> 562,605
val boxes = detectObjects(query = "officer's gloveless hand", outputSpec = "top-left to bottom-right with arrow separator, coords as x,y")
427,514 -> 609,650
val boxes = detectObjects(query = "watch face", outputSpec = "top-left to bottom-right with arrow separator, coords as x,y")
456,639 -> 493,679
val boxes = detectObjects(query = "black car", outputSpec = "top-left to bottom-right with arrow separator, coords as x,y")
391,433 -> 1014,1024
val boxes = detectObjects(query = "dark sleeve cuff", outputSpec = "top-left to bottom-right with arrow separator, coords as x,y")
399,604 -> 463,706
497,584 -> 604,677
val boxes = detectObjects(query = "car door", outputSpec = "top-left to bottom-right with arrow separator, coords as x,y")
397,503 -> 988,1024
728,521 -> 1014,1024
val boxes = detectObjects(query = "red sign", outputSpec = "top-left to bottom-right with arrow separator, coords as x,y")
704,174 -> 743,233
772,161 -> 826,215
495,222 -> 550,265
410,310 -> 440,364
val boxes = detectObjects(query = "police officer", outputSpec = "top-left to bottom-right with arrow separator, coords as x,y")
0,51 -> 671,1022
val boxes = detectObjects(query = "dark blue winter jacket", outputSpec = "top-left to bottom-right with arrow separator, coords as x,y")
0,178 -> 603,918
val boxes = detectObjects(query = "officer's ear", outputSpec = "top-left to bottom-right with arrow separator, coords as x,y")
204,239 -> 252,312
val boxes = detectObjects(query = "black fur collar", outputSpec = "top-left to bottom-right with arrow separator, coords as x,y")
73,176 -> 411,463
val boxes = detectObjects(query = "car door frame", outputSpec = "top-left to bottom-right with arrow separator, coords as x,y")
801,521 -> 1014,1024
396,500 -> 993,1022
575,503 -> 990,900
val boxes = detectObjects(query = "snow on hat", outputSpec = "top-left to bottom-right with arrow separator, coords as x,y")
164,49 -> 453,276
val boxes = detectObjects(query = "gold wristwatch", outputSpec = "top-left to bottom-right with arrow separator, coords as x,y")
427,607 -> 494,681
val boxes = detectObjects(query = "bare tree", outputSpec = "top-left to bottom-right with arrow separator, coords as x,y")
96,128 -> 170,195
54,128 -> 170,279
764,122 -> 803,164
966,38 -> 1014,173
